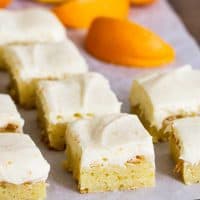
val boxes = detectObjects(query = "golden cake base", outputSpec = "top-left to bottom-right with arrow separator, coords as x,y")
170,134 -> 200,185
65,145 -> 155,193
8,69 -> 36,109
0,182 -> 46,200
0,49 -> 6,70
36,91 -> 66,150
131,105 -> 169,143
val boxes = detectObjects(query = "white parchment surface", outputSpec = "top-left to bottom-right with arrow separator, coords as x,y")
1,0 -> 200,199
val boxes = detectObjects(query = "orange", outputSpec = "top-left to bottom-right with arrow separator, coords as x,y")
131,0 -> 155,5
85,17 -> 175,68
0,0 -> 12,8
52,0 -> 130,28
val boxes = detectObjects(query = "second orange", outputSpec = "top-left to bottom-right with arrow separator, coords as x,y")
53,0 -> 130,28
85,17 -> 175,68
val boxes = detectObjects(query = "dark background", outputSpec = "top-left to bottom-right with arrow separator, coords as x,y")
169,0 -> 200,44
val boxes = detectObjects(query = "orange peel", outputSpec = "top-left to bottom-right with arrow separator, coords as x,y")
37,0 -> 66,3
85,17 -> 175,68
52,0 -> 130,28
131,0 -> 155,6
0,0 -> 12,8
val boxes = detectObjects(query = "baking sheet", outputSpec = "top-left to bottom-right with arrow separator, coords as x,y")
1,0 -> 200,199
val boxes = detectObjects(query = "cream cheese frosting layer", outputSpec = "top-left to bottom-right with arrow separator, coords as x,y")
0,134 -> 50,184
130,65 -> 200,129
38,73 -> 121,123
66,114 -> 155,168
173,117 -> 200,165
0,94 -> 24,130
3,40 -> 88,80
0,8 -> 66,44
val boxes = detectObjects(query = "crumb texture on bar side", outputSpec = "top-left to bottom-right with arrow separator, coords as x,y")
170,117 -> 200,184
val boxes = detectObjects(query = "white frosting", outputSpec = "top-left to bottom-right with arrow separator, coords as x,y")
0,8 -> 66,45
0,134 -> 50,184
38,73 -> 121,123
131,65 -> 200,129
0,94 -> 24,131
66,114 -> 155,168
3,40 -> 88,80
173,117 -> 200,165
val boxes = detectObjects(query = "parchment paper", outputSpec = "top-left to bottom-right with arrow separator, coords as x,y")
1,0 -> 200,199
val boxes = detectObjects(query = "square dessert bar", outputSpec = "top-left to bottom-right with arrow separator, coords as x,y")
3,40 -> 88,108
36,73 -> 121,150
0,8 -> 66,45
0,8 -> 66,70
65,113 -> 155,193
0,94 -> 24,132
0,134 -> 50,200
130,65 -> 200,143
170,117 -> 200,185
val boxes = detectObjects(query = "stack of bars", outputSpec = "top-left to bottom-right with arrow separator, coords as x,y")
0,7 -> 156,194
0,8 -> 72,200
